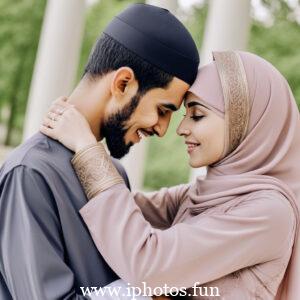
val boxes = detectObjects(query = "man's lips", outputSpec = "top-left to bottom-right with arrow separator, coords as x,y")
136,129 -> 154,141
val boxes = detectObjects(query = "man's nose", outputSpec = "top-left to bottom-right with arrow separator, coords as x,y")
153,125 -> 166,137
153,117 -> 170,137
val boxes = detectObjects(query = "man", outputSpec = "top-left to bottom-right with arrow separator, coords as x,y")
0,3 -> 199,299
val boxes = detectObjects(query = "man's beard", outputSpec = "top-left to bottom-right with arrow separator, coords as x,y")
101,94 -> 141,159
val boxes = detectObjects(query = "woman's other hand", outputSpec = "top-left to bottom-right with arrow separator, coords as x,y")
40,96 -> 97,153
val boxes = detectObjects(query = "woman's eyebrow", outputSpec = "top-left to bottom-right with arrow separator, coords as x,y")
186,101 -> 209,109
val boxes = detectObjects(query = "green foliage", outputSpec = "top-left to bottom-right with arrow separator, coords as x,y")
248,16 -> 300,107
0,0 -> 46,145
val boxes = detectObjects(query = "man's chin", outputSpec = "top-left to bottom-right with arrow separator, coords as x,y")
108,142 -> 133,159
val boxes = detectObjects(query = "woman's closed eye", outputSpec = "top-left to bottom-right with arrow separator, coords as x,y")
183,114 -> 204,121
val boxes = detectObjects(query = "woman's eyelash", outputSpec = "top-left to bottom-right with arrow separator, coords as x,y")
191,116 -> 204,121
183,114 -> 204,121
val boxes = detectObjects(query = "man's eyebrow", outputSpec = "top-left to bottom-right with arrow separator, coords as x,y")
161,103 -> 179,111
186,101 -> 209,109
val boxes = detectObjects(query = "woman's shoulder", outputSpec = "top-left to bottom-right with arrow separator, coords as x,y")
242,189 -> 294,213
233,189 -> 296,236
230,189 -> 296,259
234,189 -> 293,215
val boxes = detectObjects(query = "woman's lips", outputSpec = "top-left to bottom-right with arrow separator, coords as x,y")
185,142 -> 200,154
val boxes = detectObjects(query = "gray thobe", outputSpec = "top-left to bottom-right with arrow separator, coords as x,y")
0,133 -> 130,300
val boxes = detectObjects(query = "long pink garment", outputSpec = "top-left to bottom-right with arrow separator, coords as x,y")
79,51 -> 300,299
80,184 -> 294,299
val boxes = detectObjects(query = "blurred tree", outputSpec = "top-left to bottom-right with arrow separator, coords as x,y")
249,1 -> 300,107
0,0 -> 46,145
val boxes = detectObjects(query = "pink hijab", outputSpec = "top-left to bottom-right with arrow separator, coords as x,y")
188,51 -> 300,299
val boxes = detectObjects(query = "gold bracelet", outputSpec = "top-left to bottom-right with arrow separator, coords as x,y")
71,142 -> 124,199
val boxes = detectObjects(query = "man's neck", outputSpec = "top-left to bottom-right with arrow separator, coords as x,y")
67,76 -> 111,140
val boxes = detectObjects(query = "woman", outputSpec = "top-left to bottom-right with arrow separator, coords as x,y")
41,51 -> 300,299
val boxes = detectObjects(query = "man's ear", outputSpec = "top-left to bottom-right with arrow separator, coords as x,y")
111,67 -> 138,100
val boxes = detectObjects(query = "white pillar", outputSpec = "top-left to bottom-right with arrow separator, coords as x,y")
200,0 -> 251,64
23,0 -> 86,140
190,0 -> 251,181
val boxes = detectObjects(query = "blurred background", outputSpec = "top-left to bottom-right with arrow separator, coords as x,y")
0,0 -> 299,191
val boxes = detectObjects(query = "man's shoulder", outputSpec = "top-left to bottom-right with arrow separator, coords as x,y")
1,133 -> 131,189
0,133 -> 73,178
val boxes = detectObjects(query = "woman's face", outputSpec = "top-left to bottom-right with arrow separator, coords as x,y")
176,92 -> 226,168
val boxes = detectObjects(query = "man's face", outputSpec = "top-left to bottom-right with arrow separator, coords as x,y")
102,77 -> 189,158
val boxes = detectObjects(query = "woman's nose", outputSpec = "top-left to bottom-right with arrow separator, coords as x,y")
176,120 -> 190,136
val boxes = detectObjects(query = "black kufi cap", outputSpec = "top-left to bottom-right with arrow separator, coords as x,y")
103,3 -> 199,85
